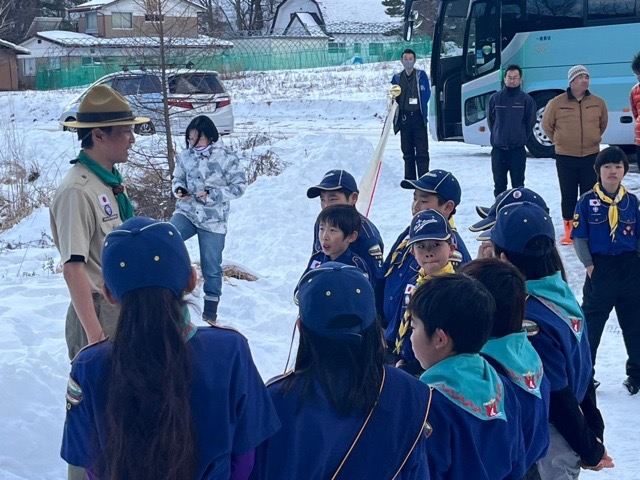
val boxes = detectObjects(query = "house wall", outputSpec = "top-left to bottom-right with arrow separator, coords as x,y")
272,0 -> 322,34
0,50 -> 19,90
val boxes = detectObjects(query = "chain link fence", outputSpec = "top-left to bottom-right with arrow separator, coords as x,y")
31,23 -> 431,90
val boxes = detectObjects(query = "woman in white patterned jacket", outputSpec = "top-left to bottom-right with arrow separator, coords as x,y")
171,115 -> 247,323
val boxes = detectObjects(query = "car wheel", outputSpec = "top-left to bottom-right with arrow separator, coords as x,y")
135,122 -> 156,135
63,117 -> 77,133
526,91 -> 560,159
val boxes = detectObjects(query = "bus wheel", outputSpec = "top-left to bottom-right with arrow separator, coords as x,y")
526,91 -> 558,159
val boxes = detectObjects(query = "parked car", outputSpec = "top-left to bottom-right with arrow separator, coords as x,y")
59,69 -> 234,136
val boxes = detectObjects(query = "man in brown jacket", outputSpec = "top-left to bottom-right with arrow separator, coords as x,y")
542,65 -> 608,245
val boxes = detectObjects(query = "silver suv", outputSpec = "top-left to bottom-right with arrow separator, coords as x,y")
59,69 -> 234,136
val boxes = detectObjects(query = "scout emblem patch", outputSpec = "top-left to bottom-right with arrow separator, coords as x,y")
523,372 -> 537,390
483,398 -> 499,417
66,377 -> 83,409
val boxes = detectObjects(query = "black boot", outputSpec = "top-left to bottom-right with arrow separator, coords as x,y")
623,376 -> 639,395
203,299 -> 218,324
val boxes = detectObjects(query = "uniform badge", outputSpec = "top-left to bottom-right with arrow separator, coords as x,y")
404,284 -> 416,306
423,421 -> 433,438
484,398 -> 499,417
66,376 -> 83,410
98,194 -> 118,221
570,317 -> 582,333
592,207 -> 599,213
589,199 -> 601,207
310,260 -> 322,269
524,372 -> 537,390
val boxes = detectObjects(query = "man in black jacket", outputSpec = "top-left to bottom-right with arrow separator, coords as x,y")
487,64 -> 536,197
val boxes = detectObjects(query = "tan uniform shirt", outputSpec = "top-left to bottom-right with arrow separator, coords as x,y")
50,162 -> 122,292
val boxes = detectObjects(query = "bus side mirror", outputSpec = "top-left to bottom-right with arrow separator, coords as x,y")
404,0 -> 415,41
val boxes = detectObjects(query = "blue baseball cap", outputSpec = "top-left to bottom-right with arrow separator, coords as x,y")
307,169 -> 359,198
400,169 -> 462,206
102,217 -> 192,301
297,262 -> 376,339
470,188 -> 549,232
491,202 -> 555,256
407,209 -> 452,247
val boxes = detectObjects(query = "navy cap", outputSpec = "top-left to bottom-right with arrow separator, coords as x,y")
307,169 -> 359,198
491,202 -> 555,256
102,217 -> 192,301
297,262 -> 376,339
470,188 -> 549,232
400,169 -> 461,206
407,209 -> 452,247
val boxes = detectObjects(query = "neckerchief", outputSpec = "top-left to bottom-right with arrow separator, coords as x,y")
74,150 -> 134,220
481,333 -> 544,398
394,262 -> 454,355
593,182 -> 626,240
526,272 -> 584,341
385,234 -> 410,277
420,354 -> 507,421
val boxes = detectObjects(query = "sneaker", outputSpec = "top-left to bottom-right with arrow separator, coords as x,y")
623,376 -> 640,395
203,299 -> 218,325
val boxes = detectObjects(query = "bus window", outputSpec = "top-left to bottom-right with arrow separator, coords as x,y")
465,0 -> 499,78
502,0 -> 524,45
588,0 -> 636,20
439,0 -> 469,59
526,0 -> 584,29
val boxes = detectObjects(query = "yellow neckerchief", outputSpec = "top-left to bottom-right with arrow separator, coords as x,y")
394,262 -> 455,355
593,182 -> 626,240
386,215 -> 457,278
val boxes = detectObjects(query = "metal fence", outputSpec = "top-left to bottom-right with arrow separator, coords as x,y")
33,23 -> 431,90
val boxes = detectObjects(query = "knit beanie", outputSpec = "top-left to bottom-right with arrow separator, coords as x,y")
568,65 -> 589,84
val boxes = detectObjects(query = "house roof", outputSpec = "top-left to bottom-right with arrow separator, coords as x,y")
0,38 -> 31,55
26,17 -> 63,38
316,0 -> 390,24
32,30 -> 233,49
283,12 -> 328,37
69,0 -> 205,13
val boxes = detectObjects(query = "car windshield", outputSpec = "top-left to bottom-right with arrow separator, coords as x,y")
169,74 -> 224,94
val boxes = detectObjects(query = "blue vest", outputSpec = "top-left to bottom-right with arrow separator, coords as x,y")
525,296 -> 593,401
252,365 -> 431,479
424,376 -> 526,479
313,214 -> 384,282
572,188 -> 640,255
61,327 -> 280,479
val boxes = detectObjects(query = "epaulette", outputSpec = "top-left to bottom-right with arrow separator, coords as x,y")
522,319 -> 540,337
266,370 -> 295,387
70,337 -> 109,363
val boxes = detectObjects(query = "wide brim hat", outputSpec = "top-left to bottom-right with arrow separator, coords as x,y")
63,85 -> 150,128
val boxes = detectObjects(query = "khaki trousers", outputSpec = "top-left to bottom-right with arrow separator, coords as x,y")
65,292 -> 120,360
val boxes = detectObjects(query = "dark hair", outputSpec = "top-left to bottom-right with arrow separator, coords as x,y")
505,64 -> 522,76
632,51 -> 640,74
402,48 -> 416,59
594,146 -> 629,176
101,288 -> 195,480
185,115 -> 219,148
78,126 -> 113,149
494,236 -> 566,281
461,258 -> 525,338
408,274 -> 496,354
285,320 -> 385,416
317,204 -> 361,237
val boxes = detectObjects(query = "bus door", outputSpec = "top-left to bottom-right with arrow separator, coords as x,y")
431,0 -> 471,141
460,0 -> 502,146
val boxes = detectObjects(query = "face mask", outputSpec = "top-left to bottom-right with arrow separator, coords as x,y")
402,59 -> 415,70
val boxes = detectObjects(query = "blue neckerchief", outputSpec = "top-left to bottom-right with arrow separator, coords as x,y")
526,272 -> 584,341
182,306 -> 197,342
482,333 -> 543,398
420,354 -> 507,421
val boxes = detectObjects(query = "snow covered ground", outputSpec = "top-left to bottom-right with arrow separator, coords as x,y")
1,61 -> 638,479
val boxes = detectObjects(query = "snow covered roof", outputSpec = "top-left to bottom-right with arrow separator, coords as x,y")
0,38 -> 31,55
68,0 -> 205,13
316,0 -> 392,24
283,12 -> 328,37
32,30 -> 233,49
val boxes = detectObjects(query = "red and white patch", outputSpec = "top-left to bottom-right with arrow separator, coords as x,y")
484,399 -> 499,417
570,317 -> 582,333
524,373 -> 537,390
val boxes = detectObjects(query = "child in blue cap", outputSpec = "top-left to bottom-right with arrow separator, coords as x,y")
491,202 -> 614,478
408,273 -> 527,480
462,258 -> 551,477
386,208 -> 455,375
61,217 -> 279,480
307,169 -> 385,287
300,204 -> 372,282
572,146 -> 640,395
253,263 -> 431,479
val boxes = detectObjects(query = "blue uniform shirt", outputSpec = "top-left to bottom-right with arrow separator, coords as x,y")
252,365 -> 431,479
572,188 -> 640,255
313,214 -> 384,282
526,296 -> 593,401
61,327 -> 280,479
303,247 -> 372,284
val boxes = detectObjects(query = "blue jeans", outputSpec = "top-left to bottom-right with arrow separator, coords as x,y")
170,213 -> 225,300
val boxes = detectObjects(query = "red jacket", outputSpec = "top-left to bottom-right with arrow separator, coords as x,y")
630,83 -> 640,145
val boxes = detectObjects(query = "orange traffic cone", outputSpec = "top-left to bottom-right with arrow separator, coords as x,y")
561,220 -> 573,245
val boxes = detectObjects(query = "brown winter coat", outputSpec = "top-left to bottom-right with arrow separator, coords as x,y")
542,89 -> 608,157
